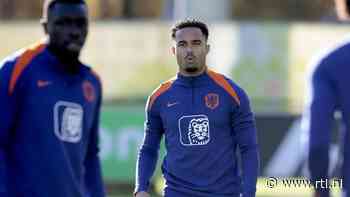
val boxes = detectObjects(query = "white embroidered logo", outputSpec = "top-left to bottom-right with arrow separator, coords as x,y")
54,101 -> 83,143
178,115 -> 210,146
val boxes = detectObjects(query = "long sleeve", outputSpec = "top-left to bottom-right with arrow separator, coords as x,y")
0,151 -> 6,196
84,89 -> 106,197
0,60 -> 19,196
232,88 -> 259,197
134,97 -> 164,194
306,62 -> 336,197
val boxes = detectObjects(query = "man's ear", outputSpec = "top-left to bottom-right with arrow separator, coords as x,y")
206,44 -> 210,54
335,0 -> 350,21
41,19 -> 48,34
171,46 -> 176,55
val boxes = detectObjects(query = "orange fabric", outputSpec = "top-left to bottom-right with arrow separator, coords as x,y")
207,69 -> 240,105
147,79 -> 174,110
9,43 -> 46,95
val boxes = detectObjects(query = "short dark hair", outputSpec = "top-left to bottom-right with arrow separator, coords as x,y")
41,0 -> 86,22
171,18 -> 209,40
347,0 -> 350,14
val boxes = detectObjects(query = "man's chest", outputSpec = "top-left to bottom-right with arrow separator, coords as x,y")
17,73 -> 98,143
158,86 -> 235,146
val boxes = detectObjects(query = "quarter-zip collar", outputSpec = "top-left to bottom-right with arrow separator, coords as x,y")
41,46 -> 86,77
175,68 -> 211,87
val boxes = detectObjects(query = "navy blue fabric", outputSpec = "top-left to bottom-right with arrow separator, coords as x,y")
0,45 -> 105,197
305,40 -> 350,197
135,69 -> 259,197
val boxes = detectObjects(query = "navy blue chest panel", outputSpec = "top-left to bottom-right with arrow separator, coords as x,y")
159,85 -> 236,147
18,67 -> 98,147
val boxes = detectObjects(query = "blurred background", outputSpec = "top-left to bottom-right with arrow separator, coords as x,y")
0,0 -> 347,196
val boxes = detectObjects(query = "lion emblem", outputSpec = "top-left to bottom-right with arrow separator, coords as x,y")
188,117 -> 210,145
62,107 -> 82,137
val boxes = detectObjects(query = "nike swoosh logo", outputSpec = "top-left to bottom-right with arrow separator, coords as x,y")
37,80 -> 52,88
167,102 -> 179,107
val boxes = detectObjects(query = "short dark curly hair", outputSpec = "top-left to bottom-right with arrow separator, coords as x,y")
41,0 -> 86,23
171,19 -> 209,41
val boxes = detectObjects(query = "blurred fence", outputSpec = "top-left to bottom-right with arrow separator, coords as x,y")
0,17 -> 350,196
1,21 -> 349,114
0,0 -> 335,20
0,21 -> 348,187
0,0 -> 162,19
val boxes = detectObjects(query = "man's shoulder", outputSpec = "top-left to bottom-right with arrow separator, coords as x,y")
1,42 -> 46,69
151,77 -> 176,96
0,49 -> 26,71
0,43 -> 46,94
206,69 -> 240,87
84,66 -> 102,84
313,39 -> 350,68
306,40 -> 350,80
147,77 -> 176,110
207,69 -> 242,105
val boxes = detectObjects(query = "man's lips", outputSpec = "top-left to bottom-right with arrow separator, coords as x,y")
67,42 -> 83,51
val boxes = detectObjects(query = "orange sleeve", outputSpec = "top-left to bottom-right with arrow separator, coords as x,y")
207,69 -> 240,105
9,43 -> 46,95
147,79 -> 174,110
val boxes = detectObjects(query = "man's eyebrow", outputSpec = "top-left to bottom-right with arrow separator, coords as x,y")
192,40 -> 202,43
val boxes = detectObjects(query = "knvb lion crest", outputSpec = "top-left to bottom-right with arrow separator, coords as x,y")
188,117 -> 210,145
205,93 -> 219,110
178,114 -> 210,146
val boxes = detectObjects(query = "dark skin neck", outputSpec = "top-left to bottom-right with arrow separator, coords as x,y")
47,44 -> 81,74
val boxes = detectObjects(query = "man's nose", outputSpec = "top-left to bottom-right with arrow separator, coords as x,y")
69,25 -> 82,38
186,46 -> 194,53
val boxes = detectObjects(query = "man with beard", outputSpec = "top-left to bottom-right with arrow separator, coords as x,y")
135,19 -> 259,197
0,0 -> 105,196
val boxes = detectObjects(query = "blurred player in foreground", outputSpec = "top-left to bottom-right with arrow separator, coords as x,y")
305,0 -> 350,196
0,0 -> 105,196
134,19 -> 259,197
